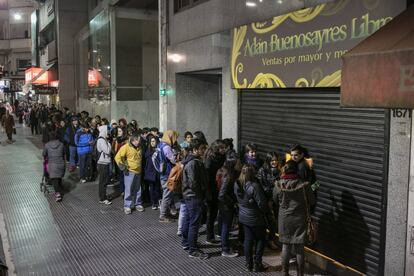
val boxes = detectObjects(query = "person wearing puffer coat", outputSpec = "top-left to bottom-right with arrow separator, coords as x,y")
43,131 -> 66,202
235,164 -> 269,273
273,160 -> 315,276
75,122 -> 94,183
97,125 -> 113,205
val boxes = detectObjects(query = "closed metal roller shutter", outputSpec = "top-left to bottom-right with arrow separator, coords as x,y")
239,88 -> 388,276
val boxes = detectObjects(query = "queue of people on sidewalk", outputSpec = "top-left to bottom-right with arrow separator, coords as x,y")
27,103 -> 318,276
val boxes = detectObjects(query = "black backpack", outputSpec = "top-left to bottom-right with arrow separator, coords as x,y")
92,137 -> 105,161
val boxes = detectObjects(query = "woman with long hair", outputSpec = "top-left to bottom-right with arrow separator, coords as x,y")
217,156 -> 241,257
204,139 -> 226,244
257,151 -> 282,249
144,134 -> 161,209
235,165 -> 268,272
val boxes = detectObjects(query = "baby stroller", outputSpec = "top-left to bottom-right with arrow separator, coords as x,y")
40,158 -> 52,194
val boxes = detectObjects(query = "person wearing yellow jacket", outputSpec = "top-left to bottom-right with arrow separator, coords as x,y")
114,132 -> 144,214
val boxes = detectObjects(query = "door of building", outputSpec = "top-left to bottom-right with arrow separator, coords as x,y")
239,88 -> 388,276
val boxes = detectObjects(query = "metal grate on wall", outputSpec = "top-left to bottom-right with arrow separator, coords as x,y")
239,88 -> 388,276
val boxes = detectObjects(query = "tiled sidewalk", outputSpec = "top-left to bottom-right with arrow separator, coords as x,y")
0,125 -> 327,276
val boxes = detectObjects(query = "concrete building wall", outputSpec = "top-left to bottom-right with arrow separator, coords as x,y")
385,115 -> 412,276
56,0 -> 88,110
176,73 -> 220,144
169,0 -> 333,45
407,118 -> 414,276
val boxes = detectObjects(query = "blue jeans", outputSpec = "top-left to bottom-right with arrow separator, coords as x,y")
124,172 -> 142,208
182,197 -> 203,253
244,224 -> 266,265
159,179 -> 174,218
177,201 -> 187,234
79,154 -> 91,179
220,208 -> 234,252
69,146 -> 77,167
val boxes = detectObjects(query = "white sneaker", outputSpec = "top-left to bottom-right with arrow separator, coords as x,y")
99,200 -> 112,205
80,179 -> 86,183
124,208 -> 132,214
136,205 -> 145,212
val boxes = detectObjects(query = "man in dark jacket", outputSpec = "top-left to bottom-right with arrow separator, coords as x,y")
65,117 -> 80,172
181,138 -> 209,260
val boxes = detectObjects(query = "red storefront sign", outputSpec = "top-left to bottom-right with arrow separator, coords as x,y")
25,67 -> 49,85
88,69 -> 99,87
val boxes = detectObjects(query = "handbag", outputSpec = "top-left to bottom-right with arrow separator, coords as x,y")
303,185 -> 317,245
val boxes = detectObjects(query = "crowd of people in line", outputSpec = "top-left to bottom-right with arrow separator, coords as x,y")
1,101 -> 319,276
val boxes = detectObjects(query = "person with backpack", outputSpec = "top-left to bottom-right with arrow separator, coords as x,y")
114,132 -> 144,214
158,130 -> 179,223
181,138 -> 209,260
96,125 -> 113,205
75,122 -> 94,183
235,165 -> 269,272
144,134 -> 161,210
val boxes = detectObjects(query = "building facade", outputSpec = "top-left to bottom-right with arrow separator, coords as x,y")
161,0 -> 413,275
29,0 -> 159,127
0,0 -> 34,103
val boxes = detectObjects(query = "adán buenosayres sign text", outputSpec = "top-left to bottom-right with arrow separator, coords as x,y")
231,0 -> 405,89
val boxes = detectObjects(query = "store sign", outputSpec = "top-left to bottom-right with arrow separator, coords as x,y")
49,80 -> 59,87
25,67 -> 49,85
231,0 -> 405,89
88,69 -> 100,87
35,87 -> 57,95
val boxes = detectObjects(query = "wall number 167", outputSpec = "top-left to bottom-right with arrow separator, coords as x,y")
392,109 -> 412,118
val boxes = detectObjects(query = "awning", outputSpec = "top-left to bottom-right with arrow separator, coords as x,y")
23,63 -> 56,93
341,5 -> 414,108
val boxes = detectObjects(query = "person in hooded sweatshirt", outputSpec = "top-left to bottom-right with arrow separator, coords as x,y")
97,125 -> 113,205
273,160 -> 315,276
43,131 -> 66,202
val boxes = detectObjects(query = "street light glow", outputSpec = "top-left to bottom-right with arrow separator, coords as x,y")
246,1 -> 257,7
14,13 -> 22,20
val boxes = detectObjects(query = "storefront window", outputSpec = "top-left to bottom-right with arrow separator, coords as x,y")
75,9 -> 111,102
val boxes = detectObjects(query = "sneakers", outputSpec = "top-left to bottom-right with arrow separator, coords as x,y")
177,231 -> 182,237
182,245 -> 189,251
159,217 -> 175,223
188,250 -> 209,260
99,200 -> 112,205
55,193 -> 62,202
152,204 -> 158,210
170,206 -> 178,216
205,239 -> 220,245
80,179 -> 86,183
221,250 -> 239,258
136,205 -> 145,212
124,208 -> 132,214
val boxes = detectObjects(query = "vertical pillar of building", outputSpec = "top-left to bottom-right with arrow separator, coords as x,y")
110,6 -> 117,121
385,114 -> 412,275
55,0 -> 88,111
407,117 -> 414,276
158,0 -> 167,131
